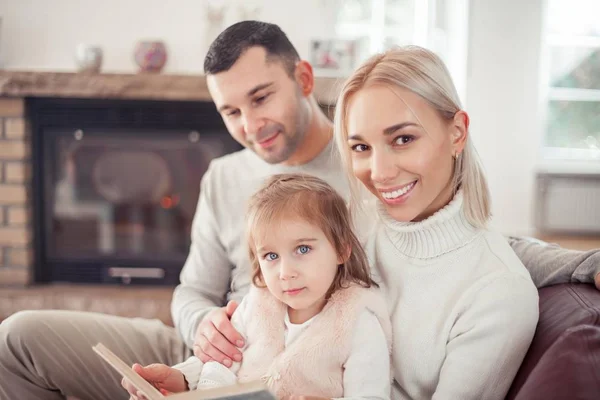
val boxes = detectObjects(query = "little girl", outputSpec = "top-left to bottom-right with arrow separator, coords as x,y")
179,173 -> 392,399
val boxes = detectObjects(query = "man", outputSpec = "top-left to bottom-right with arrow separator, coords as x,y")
1,20 -> 599,400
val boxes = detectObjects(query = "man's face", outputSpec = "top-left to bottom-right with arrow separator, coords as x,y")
207,47 -> 311,164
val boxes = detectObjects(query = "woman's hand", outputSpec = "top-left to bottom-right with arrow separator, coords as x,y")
121,363 -> 187,399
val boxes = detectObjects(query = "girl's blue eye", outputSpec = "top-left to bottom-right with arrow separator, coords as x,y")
297,245 -> 311,255
265,253 -> 278,261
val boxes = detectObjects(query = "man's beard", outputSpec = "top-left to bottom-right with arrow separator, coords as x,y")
257,131 -> 301,164
252,118 -> 308,164
252,98 -> 310,164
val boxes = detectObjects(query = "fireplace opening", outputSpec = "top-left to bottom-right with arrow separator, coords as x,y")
29,98 -> 241,285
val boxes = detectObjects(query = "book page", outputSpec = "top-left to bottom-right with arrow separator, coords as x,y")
168,380 -> 275,400
92,343 -> 164,400
93,342 -> 275,400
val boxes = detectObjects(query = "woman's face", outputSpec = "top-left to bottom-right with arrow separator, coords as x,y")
346,84 -> 467,222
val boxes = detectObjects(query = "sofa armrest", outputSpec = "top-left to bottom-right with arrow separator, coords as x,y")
507,283 -> 600,400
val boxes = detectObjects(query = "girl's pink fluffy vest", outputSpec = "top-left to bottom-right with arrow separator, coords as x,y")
236,285 -> 392,399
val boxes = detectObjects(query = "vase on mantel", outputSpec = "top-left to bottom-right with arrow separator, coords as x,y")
134,41 -> 168,73
75,44 -> 103,73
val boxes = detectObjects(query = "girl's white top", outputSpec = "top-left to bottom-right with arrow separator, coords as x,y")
177,301 -> 390,400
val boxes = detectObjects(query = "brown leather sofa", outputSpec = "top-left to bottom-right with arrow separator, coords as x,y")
507,283 -> 600,399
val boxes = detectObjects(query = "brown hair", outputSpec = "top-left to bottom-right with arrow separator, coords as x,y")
246,173 -> 377,297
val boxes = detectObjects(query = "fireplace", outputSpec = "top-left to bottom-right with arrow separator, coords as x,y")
0,71 -> 337,293
29,98 -> 241,285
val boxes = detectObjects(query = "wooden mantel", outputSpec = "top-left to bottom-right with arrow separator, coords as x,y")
0,71 -> 344,104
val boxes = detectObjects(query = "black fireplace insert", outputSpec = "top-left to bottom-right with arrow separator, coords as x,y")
29,97 -> 241,285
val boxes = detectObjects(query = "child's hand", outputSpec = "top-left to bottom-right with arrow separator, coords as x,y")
193,300 -> 244,366
121,363 -> 187,399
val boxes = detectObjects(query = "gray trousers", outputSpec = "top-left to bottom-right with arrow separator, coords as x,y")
0,310 -> 190,400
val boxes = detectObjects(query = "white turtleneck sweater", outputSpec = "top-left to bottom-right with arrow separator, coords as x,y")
360,191 -> 539,400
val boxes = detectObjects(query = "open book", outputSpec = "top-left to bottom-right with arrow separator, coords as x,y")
92,343 -> 275,400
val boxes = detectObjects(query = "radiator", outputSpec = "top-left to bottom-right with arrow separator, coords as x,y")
535,173 -> 600,234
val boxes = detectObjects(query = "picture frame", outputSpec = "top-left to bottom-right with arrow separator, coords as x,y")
310,38 -> 357,72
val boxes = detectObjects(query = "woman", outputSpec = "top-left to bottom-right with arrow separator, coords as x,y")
333,45 -> 539,399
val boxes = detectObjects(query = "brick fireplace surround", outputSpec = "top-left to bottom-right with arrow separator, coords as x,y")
0,71 -> 338,324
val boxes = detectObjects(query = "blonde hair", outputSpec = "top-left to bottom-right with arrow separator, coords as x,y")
334,46 -> 491,228
246,173 -> 377,297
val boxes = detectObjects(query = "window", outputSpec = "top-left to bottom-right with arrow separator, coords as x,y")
542,0 -> 600,162
330,0 -> 469,102
335,0 -> 423,55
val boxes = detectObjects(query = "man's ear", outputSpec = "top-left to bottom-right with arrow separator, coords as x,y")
294,60 -> 315,97
451,110 -> 469,156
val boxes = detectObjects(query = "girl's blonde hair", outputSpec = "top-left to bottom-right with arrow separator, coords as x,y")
334,46 -> 491,228
246,173 -> 377,297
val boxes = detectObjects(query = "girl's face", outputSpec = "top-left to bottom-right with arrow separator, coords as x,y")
254,218 -> 341,324
346,84 -> 468,222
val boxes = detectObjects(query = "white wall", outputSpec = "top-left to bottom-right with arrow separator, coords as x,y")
0,0 -> 547,235
466,0 -> 544,236
0,0 -> 335,73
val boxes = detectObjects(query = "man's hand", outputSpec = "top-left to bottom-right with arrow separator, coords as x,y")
595,272 -> 600,290
121,363 -> 187,399
193,300 -> 244,367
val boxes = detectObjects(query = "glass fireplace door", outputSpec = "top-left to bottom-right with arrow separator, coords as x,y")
42,127 -> 240,284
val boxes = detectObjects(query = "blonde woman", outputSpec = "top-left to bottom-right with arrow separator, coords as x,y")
333,45 -> 539,400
